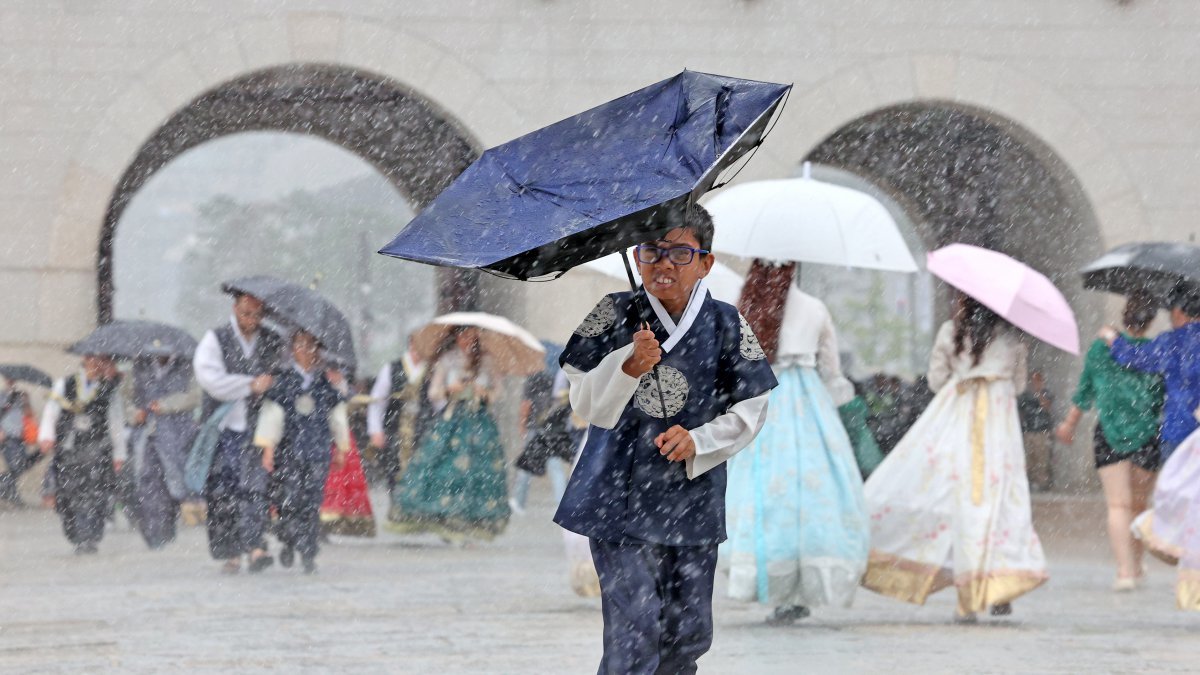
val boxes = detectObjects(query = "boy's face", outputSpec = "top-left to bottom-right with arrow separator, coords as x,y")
636,227 -> 714,308
292,331 -> 320,366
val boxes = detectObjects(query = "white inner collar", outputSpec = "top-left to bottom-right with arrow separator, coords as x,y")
646,278 -> 709,353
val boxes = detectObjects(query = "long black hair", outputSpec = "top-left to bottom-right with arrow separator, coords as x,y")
953,294 -> 1003,366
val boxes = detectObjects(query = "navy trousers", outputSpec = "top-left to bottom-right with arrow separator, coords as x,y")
205,431 -> 269,559
589,539 -> 718,675
275,455 -> 331,561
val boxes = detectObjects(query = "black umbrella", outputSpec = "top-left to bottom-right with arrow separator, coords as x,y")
1081,242 -> 1200,304
69,320 -> 198,359
220,275 -> 295,301
260,285 -> 357,372
0,364 -> 52,388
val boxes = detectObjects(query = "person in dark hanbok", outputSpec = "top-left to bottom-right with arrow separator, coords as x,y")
37,355 -> 126,554
193,292 -> 284,574
556,206 -> 778,675
122,356 -> 201,549
367,340 -> 430,489
255,330 -> 350,574
0,384 -> 40,506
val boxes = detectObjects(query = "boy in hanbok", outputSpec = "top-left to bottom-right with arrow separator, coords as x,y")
254,330 -> 350,574
725,260 -> 870,625
556,206 -> 777,674
37,355 -> 126,554
862,294 -> 1048,622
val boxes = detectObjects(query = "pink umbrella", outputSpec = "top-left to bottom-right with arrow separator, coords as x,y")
927,244 -> 1080,355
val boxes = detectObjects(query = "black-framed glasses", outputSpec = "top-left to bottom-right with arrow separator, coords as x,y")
634,244 -> 709,266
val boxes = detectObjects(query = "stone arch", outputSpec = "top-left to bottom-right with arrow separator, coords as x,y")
754,54 -> 1144,244
50,16 -> 527,328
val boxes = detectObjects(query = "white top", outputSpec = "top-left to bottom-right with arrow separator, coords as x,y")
192,316 -> 261,433
37,372 -> 129,461
927,320 -> 1029,394
773,288 -> 855,406
426,349 -> 497,409
563,287 -> 769,480
366,351 -> 426,437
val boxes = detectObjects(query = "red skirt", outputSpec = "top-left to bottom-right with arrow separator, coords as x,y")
320,436 -> 376,537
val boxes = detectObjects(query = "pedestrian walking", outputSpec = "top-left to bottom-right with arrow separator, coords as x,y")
509,364 -> 572,515
1057,294 -> 1163,590
1102,283 -> 1200,462
37,355 -> 126,554
555,209 -> 777,673
255,330 -> 350,574
122,356 -> 201,549
862,294 -> 1048,621
389,326 -> 511,542
1018,370 -> 1056,491
0,385 -> 41,506
193,290 -> 284,574
724,259 -> 869,625
366,339 -> 429,490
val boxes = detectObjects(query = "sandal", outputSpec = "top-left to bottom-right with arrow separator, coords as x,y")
220,559 -> 240,575
766,605 -> 810,626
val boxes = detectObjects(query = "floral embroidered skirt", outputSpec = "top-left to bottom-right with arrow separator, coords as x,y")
388,404 -> 510,541
861,378 -> 1047,615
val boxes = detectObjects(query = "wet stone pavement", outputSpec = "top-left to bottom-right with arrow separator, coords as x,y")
1,491 -> 1197,674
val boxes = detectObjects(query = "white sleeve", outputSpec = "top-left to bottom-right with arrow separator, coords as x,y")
108,387 -> 129,462
927,322 -> 955,393
685,393 -> 770,479
253,399 -> 285,449
329,402 -> 351,452
562,344 -> 641,430
366,362 -> 392,436
37,378 -> 66,444
816,312 -> 855,407
193,331 -> 254,402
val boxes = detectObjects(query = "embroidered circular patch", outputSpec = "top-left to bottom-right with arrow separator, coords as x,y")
574,295 -> 617,338
634,365 -> 689,419
738,315 -> 766,361
295,395 -> 316,417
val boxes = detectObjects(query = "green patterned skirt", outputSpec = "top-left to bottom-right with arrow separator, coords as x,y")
388,402 -> 510,541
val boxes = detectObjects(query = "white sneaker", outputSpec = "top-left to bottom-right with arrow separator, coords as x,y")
508,498 -> 525,516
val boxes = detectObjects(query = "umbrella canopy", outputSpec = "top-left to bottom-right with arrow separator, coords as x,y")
411,312 -> 545,377
380,71 -> 791,279
927,244 -> 1080,355
0,364 -> 52,388
706,165 -> 919,272
68,320 -> 198,360
1081,241 -> 1200,304
259,285 -> 357,371
580,250 -> 746,306
220,274 -> 295,301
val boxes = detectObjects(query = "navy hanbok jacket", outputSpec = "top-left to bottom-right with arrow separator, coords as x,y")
554,282 -> 777,546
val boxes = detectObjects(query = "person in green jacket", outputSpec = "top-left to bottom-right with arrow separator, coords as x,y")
1056,293 -> 1164,591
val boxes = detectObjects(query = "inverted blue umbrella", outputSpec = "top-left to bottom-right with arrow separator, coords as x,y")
379,70 -> 791,280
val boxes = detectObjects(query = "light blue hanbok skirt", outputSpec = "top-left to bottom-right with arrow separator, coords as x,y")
725,366 -> 869,608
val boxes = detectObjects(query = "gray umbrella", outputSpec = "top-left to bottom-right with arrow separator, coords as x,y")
0,364 -> 52,388
1081,242 -> 1200,304
68,320 -> 198,359
221,275 -> 356,371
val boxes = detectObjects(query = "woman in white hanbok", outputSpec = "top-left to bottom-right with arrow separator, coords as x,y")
862,295 -> 1048,620
725,261 -> 869,625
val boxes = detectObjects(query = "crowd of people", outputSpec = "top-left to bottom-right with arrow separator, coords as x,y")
2,204 -> 1198,673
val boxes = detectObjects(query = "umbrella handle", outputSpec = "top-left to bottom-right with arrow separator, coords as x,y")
621,252 -> 670,418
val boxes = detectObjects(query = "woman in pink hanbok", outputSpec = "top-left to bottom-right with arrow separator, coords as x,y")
862,294 -> 1048,621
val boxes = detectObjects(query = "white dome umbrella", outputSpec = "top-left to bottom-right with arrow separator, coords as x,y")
705,164 -> 919,273
411,312 -> 546,377
580,250 -> 746,305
